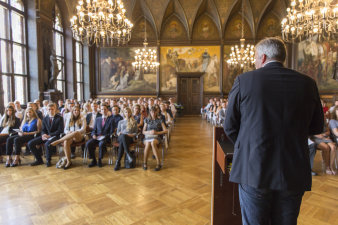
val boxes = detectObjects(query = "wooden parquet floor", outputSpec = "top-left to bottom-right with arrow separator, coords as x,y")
0,117 -> 337,225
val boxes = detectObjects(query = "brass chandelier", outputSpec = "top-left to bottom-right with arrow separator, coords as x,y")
281,0 -> 338,42
226,0 -> 255,68
70,0 -> 133,46
132,17 -> 159,72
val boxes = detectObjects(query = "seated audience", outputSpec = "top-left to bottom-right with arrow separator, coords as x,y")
160,103 -> 172,126
51,105 -> 86,169
0,106 -> 21,163
218,101 -> 227,124
40,100 -> 49,117
28,103 -> 64,167
86,104 -> 121,167
310,124 -> 336,175
28,102 -> 43,120
114,107 -> 138,171
58,100 -> 64,112
5,107 -> 42,167
133,104 -> 144,129
329,106 -> 338,144
140,104 -> 148,118
142,106 -> 167,171
82,102 -> 92,117
329,99 -> 338,114
14,100 -> 25,120
86,102 -> 101,129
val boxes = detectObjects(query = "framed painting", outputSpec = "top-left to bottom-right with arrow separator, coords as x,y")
98,47 -> 157,94
297,39 -> 337,93
160,46 -> 220,93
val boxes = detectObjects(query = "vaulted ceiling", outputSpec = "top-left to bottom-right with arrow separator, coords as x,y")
47,0 -> 290,43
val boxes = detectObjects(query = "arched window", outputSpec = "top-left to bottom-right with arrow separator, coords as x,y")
0,0 -> 27,106
53,3 -> 65,97
75,36 -> 83,101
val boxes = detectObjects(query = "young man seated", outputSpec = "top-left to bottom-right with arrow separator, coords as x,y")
28,103 -> 64,167
86,104 -> 122,167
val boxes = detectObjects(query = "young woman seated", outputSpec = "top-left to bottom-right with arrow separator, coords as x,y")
329,106 -> 338,144
51,105 -> 86,169
160,103 -> 173,126
5,107 -> 42,167
310,121 -> 336,175
142,106 -> 167,171
0,106 -> 21,163
114,107 -> 138,171
133,104 -> 144,130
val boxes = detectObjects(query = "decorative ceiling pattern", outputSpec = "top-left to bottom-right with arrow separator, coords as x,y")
60,0 -> 287,42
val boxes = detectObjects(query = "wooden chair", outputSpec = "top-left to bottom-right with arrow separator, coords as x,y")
108,134 -> 138,165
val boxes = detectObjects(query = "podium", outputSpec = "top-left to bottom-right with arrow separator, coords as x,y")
211,126 -> 242,225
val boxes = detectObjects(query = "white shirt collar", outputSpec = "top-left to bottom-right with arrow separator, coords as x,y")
262,60 -> 282,67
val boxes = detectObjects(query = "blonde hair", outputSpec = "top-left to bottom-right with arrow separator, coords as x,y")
69,105 -> 82,127
124,107 -> 136,131
21,107 -> 38,128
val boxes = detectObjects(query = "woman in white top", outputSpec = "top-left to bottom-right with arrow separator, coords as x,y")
51,105 -> 86,169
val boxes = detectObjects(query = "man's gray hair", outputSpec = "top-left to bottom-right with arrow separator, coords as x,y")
255,37 -> 287,62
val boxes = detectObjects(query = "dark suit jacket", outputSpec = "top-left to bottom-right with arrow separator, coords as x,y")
41,114 -> 64,138
224,62 -> 323,192
86,112 -> 102,125
91,116 -> 115,138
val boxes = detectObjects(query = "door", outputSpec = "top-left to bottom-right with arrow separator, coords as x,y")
178,77 -> 202,115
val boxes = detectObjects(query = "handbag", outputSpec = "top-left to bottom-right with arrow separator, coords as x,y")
56,157 -> 67,169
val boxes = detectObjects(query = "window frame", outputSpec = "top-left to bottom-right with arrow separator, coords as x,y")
74,39 -> 84,101
52,3 -> 66,98
0,0 -> 29,106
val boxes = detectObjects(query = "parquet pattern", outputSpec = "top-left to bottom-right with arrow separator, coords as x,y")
0,117 -> 337,225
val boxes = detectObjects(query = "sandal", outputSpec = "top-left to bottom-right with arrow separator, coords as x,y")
326,169 -> 333,175
143,163 -> 147,170
154,164 -> 161,171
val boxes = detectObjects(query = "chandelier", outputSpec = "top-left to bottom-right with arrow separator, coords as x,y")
226,0 -> 255,68
132,17 -> 159,72
70,0 -> 133,46
281,0 -> 338,42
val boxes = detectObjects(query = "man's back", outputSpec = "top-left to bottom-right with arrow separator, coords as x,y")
224,62 -> 323,191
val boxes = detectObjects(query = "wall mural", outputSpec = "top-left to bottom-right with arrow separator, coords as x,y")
160,46 -> 220,93
297,40 -> 338,93
192,14 -> 219,41
99,48 -> 157,93
161,17 -> 187,40
257,14 -> 281,39
224,14 -> 252,40
223,45 -> 254,93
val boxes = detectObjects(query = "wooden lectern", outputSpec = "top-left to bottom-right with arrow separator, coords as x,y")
211,126 -> 242,225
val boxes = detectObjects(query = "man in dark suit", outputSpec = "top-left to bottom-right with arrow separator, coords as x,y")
86,102 -> 102,129
224,37 -> 323,225
86,103 -> 122,167
29,103 -> 64,167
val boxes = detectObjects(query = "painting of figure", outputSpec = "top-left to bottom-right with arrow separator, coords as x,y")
160,46 -> 220,92
297,39 -> 337,93
99,48 -> 157,93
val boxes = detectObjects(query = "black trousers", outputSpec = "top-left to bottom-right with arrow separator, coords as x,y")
28,136 -> 58,162
0,135 -> 9,155
117,134 -> 133,162
6,134 -> 35,155
86,137 -> 110,160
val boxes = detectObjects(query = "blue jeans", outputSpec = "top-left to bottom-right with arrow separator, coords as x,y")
238,184 -> 304,225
